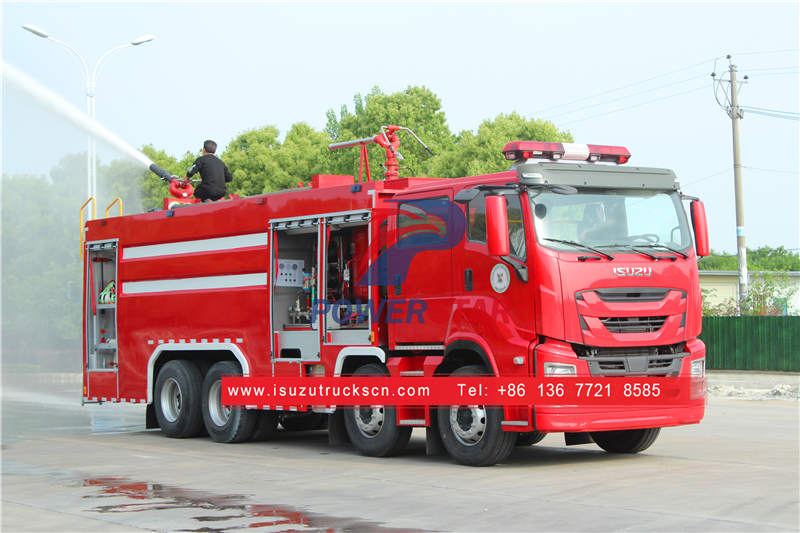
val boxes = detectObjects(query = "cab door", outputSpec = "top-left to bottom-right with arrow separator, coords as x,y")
388,193 -> 460,346
451,192 -> 536,374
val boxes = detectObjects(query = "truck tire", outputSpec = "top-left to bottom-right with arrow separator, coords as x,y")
343,363 -> 411,457
201,361 -> 257,443
154,360 -> 205,438
516,431 -> 546,446
591,428 -> 661,453
437,365 -> 516,466
281,412 -> 327,431
251,411 -> 279,441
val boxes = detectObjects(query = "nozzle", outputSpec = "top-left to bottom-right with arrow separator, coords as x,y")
149,163 -> 175,182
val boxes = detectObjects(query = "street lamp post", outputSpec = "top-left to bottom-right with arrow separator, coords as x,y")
22,24 -> 154,215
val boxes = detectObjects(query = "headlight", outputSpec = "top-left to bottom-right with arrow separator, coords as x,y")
543,362 -> 577,376
691,358 -> 705,377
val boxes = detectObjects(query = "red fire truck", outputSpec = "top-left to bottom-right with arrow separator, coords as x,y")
82,127 -> 709,466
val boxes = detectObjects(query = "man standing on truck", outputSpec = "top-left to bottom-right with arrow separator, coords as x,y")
185,140 -> 233,202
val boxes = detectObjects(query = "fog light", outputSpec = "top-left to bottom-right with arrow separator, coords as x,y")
691,358 -> 705,377
543,362 -> 577,376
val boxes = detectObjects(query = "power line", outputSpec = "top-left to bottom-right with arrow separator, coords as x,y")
544,74 -> 707,120
751,71 -> 799,77
682,168 -> 732,187
532,57 -> 717,116
744,66 -> 799,72
559,84 -> 708,126
740,105 -> 799,115
742,166 -> 799,174
733,48 -> 799,57
744,109 -> 799,120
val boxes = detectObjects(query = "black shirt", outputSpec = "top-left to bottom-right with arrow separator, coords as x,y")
187,154 -> 233,194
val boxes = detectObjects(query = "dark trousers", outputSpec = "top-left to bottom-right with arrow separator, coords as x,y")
194,185 -> 225,202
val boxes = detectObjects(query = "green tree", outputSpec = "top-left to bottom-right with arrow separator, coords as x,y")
2,155 -> 86,370
223,126 -> 282,196
429,112 -> 573,178
700,246 -> 800,271
222,123 -> 333,195
325,86 -> 454,179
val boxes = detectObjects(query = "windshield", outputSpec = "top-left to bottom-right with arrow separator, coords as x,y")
530,188 -> 692,252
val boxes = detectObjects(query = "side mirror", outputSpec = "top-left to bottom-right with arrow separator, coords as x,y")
486,195 -> 510,256
690,200 -> 710,257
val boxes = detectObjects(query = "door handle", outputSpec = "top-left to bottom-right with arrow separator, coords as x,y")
465,269 -> 473,292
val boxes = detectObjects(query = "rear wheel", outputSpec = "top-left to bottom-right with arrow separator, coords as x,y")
343,363 -> 411,457
516,431 -> 546,446
201,361 -> 257,443
591,428 -> 661,453
437,365 -> 516,466
154,360 -> 204,438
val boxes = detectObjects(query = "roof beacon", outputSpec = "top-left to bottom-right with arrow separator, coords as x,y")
502,141 -> 631,164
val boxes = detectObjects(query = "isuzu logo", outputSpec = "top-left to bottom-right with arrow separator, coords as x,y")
612,266 -> 653,278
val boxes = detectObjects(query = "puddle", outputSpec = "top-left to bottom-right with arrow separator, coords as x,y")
81,475 -> 429,532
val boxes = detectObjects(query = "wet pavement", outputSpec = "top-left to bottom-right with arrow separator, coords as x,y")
2,374 -> 798,532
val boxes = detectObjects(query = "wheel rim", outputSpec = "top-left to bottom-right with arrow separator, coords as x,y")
208,379 -> 231,427
353,405 -> 384,438
449,405 -> 487,446
160,377 -> 182,423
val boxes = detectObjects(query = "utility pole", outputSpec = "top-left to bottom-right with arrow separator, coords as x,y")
713,55 -> 749,313
728,58 -> 748,312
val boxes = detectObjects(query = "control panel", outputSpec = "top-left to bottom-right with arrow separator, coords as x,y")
276,259 -> 305,287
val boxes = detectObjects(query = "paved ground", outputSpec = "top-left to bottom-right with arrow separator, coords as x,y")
2,373 -> 798,532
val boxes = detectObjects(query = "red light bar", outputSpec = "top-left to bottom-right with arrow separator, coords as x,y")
587,144 -> 631,164
502,141 -> 631,164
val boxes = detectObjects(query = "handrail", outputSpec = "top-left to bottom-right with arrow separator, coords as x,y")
105,197 -> 123,218
80,197 -> 96,258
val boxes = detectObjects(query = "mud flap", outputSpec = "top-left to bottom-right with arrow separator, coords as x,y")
565,432 -> 593,445
145,403 -> 159,429
426,408 -> 445,456
327,409 -> 349,446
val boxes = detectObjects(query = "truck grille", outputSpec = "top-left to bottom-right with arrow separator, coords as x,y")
573,343 -> 686,376
593,287 -> 671,302
600,316 -> 667,333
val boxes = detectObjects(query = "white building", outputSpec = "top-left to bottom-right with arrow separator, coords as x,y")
699,270 -> 800,315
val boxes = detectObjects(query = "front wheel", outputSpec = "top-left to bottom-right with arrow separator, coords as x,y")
437,365 -> 516,466
201,361 -> 257,443
343,363 -> 411,457
591,428 -> 660,453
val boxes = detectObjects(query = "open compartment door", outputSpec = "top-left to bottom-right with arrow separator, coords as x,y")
84,240 -> 119,402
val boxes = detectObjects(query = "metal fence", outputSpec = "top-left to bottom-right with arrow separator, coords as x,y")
702,316 -> 800,371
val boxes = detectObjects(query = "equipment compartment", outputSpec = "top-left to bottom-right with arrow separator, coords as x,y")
85,241 -> 118,371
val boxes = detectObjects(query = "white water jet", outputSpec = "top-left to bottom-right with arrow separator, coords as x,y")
2,61 -> 154,168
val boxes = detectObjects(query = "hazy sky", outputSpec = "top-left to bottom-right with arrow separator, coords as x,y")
2,1 -> 798,253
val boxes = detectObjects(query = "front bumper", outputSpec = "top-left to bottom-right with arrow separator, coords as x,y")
534,403 -> 704,432
501,337 -> 707,433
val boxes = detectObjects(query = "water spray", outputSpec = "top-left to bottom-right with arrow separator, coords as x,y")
2,61 -> 174,182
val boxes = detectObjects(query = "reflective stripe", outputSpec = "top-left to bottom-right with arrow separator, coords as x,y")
123,273 -> 267,294
123,233 -> 268,259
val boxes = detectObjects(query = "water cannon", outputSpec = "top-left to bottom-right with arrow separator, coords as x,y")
149,163 -> 177,182
149,163 -> 195,202
328,125 -> 435,181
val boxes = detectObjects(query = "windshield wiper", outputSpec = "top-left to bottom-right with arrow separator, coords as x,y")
598,244 -> 677,261
544,238 -> 614,260
638,242 -> 689,259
